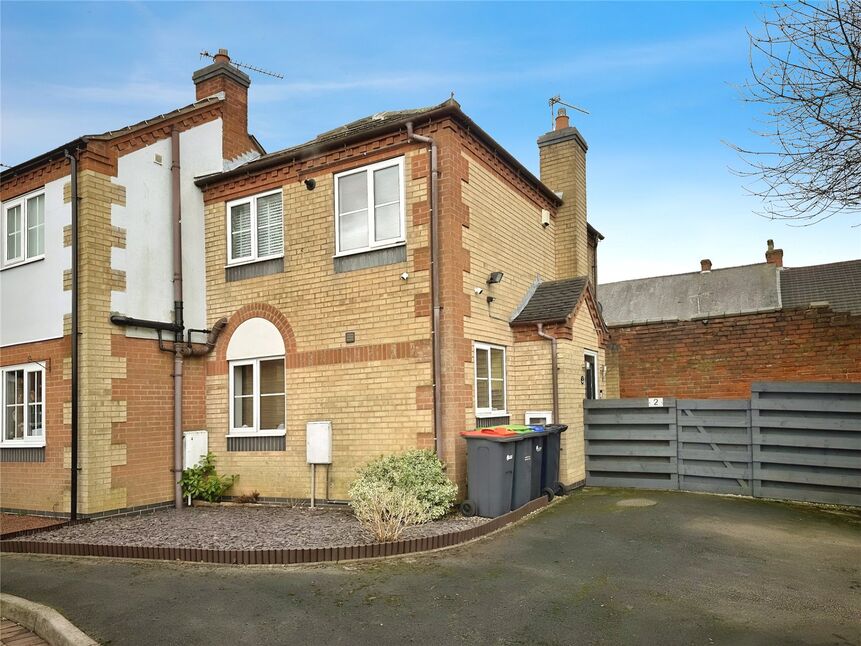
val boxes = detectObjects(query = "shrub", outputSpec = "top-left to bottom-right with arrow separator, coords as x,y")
349,480 -> 427,542
180,452 -> 237,503
348,450 -> 458,541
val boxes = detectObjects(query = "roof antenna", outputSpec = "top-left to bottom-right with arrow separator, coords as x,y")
200,49 -> 284,80
548,95 -> 589,130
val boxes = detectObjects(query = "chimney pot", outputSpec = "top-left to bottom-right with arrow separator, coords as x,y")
555,108 -> 570,131
765,240 -> 784,267
700,259 -> 712,272
214,49 -> 230,64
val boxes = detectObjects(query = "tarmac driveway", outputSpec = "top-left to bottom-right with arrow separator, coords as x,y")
2,488 -> 859,645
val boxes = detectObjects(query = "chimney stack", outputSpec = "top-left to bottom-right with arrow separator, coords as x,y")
700,259 -> 712,273
192,48 -> 256,163
538,110 -> 590,278
765,239 -> 784,267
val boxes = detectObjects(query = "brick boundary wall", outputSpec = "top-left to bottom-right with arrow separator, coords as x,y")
0,496 -> 552,565
607,306 -> 861,399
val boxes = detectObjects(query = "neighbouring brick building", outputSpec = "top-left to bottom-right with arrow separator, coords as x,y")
600,244 -> 861,399
1,52 -> 609,515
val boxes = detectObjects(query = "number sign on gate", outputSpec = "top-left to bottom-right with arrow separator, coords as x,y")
648,397 -> 664,407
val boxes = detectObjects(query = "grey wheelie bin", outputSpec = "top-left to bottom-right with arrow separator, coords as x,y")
505,425 -> 550,508
539,424 -> 568,496
459,428 -> 520,518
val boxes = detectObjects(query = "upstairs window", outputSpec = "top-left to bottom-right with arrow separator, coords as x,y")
1,364 -> 45,447
226,190 -> 283,264
334,157 -> 405,255
474,342 -> 507,417
3,191 -> 45,266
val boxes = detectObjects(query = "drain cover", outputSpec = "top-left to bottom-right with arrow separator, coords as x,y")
616,498 -> 657,507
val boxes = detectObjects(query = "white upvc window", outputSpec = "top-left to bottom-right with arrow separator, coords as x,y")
474,342 -> 507,417
334,156 -> 405,256
1,363 -> 46,447
226,189 -> 284,265
228,357 -> 286,436
3,190 -> 45,267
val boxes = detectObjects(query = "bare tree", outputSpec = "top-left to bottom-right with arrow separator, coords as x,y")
734,0 -> 861,223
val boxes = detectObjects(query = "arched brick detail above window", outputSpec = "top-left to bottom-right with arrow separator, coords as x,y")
209,303 -> 297,375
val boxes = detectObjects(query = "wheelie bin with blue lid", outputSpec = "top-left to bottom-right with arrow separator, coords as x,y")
540,424 -> 568,496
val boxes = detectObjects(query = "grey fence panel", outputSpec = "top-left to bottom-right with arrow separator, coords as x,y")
584,382 -> 861,507
585,399 -> 677,490
752,382 -> 860,507
677,400 -> 752,495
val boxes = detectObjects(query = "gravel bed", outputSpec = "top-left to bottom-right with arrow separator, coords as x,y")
20,505 -> 488,550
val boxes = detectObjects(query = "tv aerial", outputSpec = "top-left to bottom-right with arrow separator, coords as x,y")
548,95 -> 589,129
200,50 -> 284,80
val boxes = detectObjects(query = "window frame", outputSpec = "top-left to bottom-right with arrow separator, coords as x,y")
3,189 -> 46,268
1,363 -> 46,448
227,356 -> 286,437
225,189 -> 284,266
333,156 -> 406,257
473,342 -> 507,418
584,350 -> 599,400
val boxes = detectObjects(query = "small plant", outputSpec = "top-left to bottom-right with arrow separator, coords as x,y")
348,450 -> 458,541
235,490 -> 260,504
349,480 -> 428,542
180,452 -> 237,503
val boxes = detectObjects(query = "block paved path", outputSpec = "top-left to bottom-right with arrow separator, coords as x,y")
1,489 -> 859,645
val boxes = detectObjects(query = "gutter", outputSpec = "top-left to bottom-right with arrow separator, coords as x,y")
406,122 -> 443,461
537,324 -> 559,424
63,149 -> 80,521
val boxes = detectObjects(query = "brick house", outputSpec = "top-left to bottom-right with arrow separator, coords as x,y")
1,51 -> 608,515
0,51 -> 262,517
600,244 -> 861,399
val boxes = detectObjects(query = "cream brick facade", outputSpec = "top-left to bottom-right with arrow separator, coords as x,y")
203,147 -> 434,500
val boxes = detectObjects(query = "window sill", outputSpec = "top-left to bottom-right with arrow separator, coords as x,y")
333,241 -> 405,259
226,429 -> 286,438
1,256 -> 45,272
225,254 -> 284,269
475,411 -> 509,419
1,440 -> 46,449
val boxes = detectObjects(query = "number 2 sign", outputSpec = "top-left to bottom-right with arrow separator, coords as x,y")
648,397 -> 664,407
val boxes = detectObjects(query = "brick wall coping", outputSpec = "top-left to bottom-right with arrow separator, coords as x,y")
0,497 -> 550,566
607,306 -> 787,328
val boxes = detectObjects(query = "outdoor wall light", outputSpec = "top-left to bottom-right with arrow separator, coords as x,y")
486,271 -> 504,285
400,272 -> 409,281
304,178 -> 316,190
473,287 -> 484,295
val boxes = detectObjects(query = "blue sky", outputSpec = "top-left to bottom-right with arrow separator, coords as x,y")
2,1 -> 858,282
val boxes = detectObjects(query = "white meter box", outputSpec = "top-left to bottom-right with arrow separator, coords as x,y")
306,421 -> 332,464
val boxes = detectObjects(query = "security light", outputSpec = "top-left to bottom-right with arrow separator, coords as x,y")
486,271 -> 504,285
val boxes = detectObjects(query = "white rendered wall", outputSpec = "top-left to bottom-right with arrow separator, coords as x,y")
111,118 -> 222,337
0,176 -> 72,346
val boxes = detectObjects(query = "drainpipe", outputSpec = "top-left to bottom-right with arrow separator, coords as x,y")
170,128 -> 185,510
64,149 -> 79,521
537,323 -> 559,424
406,122 -> 442,461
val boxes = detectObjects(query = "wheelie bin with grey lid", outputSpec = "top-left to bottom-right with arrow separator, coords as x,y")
459,428 -> 520,518
540,424 -> 568,496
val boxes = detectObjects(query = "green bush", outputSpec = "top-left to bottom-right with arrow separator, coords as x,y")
180,452 -> 237,503
349,450 -> 457,523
